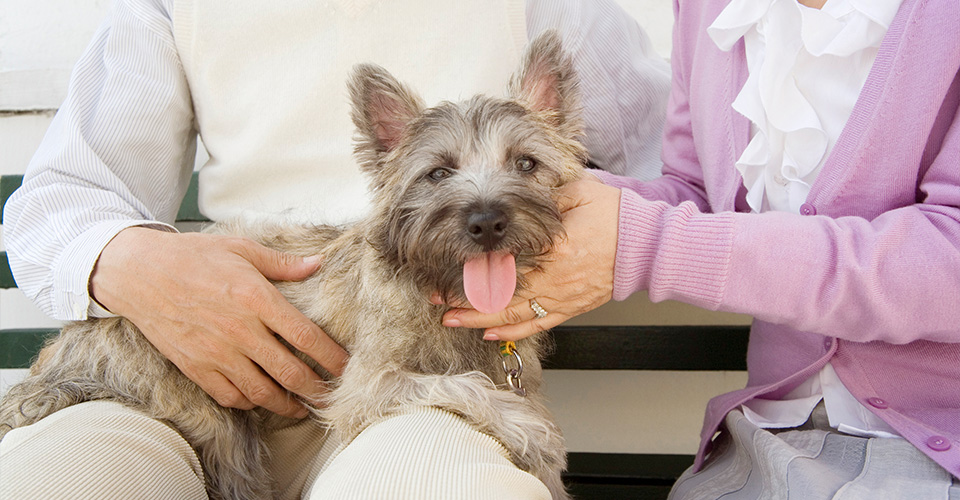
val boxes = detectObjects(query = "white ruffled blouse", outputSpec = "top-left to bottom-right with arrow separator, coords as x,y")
708,0 -> 902,214
708,0 -> 905,436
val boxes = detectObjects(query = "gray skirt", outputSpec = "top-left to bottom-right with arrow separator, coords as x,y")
669,404 -> 960,500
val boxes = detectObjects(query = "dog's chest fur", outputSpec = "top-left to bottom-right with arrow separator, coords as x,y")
257,220 -> 544,394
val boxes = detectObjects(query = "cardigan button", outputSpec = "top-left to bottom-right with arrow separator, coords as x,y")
866,397 -> 889,409
800,203 -> 817,216
926,436 -> 951,452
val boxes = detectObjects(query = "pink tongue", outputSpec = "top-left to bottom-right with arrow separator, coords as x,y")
462,252 -> 517,314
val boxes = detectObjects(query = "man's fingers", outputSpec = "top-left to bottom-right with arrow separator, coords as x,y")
256,286 -> 349,379
185,339 -> 310,418
197,371 -> 256,411
218,357 -> 309,418
237,238 -> 322,282
246,325 -> 330,401
296,330 -> 349,378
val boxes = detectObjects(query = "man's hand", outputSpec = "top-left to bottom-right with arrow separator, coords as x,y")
90,227 -> 348,418
438,177 -> 621,341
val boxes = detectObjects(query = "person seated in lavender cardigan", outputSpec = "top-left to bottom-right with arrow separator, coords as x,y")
447,0 -> 960,497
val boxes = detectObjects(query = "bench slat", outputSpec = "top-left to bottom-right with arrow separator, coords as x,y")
566,452 -> 692,484
564,452 -> 692,499
566,482 -> 674,500
0,326 -> 748,372
0,252 -> 13,289
548,325 -> 748,371
0,328 -> 55,369
0,173 -> 208,225
175,172 -> 207,222
0,175 -> 22,225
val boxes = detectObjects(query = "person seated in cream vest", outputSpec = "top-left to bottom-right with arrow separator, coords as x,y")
1,0 -> 669,498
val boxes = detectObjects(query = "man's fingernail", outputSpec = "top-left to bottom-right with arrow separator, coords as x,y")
429,292 -> 444,305
483,332 -> 500,341
303,255 -> 323,267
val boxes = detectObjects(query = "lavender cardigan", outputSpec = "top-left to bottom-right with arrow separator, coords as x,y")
594,0 -> 960,477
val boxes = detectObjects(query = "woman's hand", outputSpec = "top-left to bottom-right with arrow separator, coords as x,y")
90,227 -> 348,418
439,177 -> 621,341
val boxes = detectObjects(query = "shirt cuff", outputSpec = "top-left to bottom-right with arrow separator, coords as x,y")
53,220 -> 178,320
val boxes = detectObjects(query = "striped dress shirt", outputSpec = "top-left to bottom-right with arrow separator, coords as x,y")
3,0 -> 671,321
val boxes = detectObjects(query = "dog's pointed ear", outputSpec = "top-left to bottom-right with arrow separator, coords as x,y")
349,64 -> 425,173
510,30 -> 581,138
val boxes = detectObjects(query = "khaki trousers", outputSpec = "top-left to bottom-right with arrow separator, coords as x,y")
0,401 -> 549,499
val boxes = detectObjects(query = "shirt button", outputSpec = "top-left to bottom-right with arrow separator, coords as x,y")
927,436 -> 951,452
800,203 -> 817,216
866,397 -> 889,409
823,338 -> 833,350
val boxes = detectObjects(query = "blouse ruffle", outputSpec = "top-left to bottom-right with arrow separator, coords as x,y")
707,0 -> 901,213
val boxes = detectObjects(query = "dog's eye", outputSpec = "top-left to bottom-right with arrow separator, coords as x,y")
427,167 -> 453,181
515,156 -> 538,173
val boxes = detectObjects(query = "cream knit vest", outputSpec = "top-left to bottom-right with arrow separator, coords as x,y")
172,0 -> 527,224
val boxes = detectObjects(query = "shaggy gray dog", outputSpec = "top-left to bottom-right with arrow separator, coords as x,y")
0,31 -> 585,499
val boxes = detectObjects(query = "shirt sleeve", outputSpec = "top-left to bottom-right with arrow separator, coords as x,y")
583,0 -> 714,212
2,0 -> 196,321
525,0 -> 672,181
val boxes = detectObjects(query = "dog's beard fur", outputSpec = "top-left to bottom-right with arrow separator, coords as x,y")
0,31 -> 586,500
372,103 -> 571,304
359,71 -> 584,307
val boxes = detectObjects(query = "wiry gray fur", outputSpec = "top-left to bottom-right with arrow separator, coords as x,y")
0,31 -> 585,499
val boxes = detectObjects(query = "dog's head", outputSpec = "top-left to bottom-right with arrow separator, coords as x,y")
349,31 -> 586,313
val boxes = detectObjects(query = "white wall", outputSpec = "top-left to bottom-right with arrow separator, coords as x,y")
0,0 -> 750,456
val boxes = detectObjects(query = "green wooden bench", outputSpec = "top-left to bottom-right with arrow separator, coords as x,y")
0,173 -> 749,499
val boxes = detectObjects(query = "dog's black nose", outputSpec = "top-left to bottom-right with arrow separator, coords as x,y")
466,208 -> 508,250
